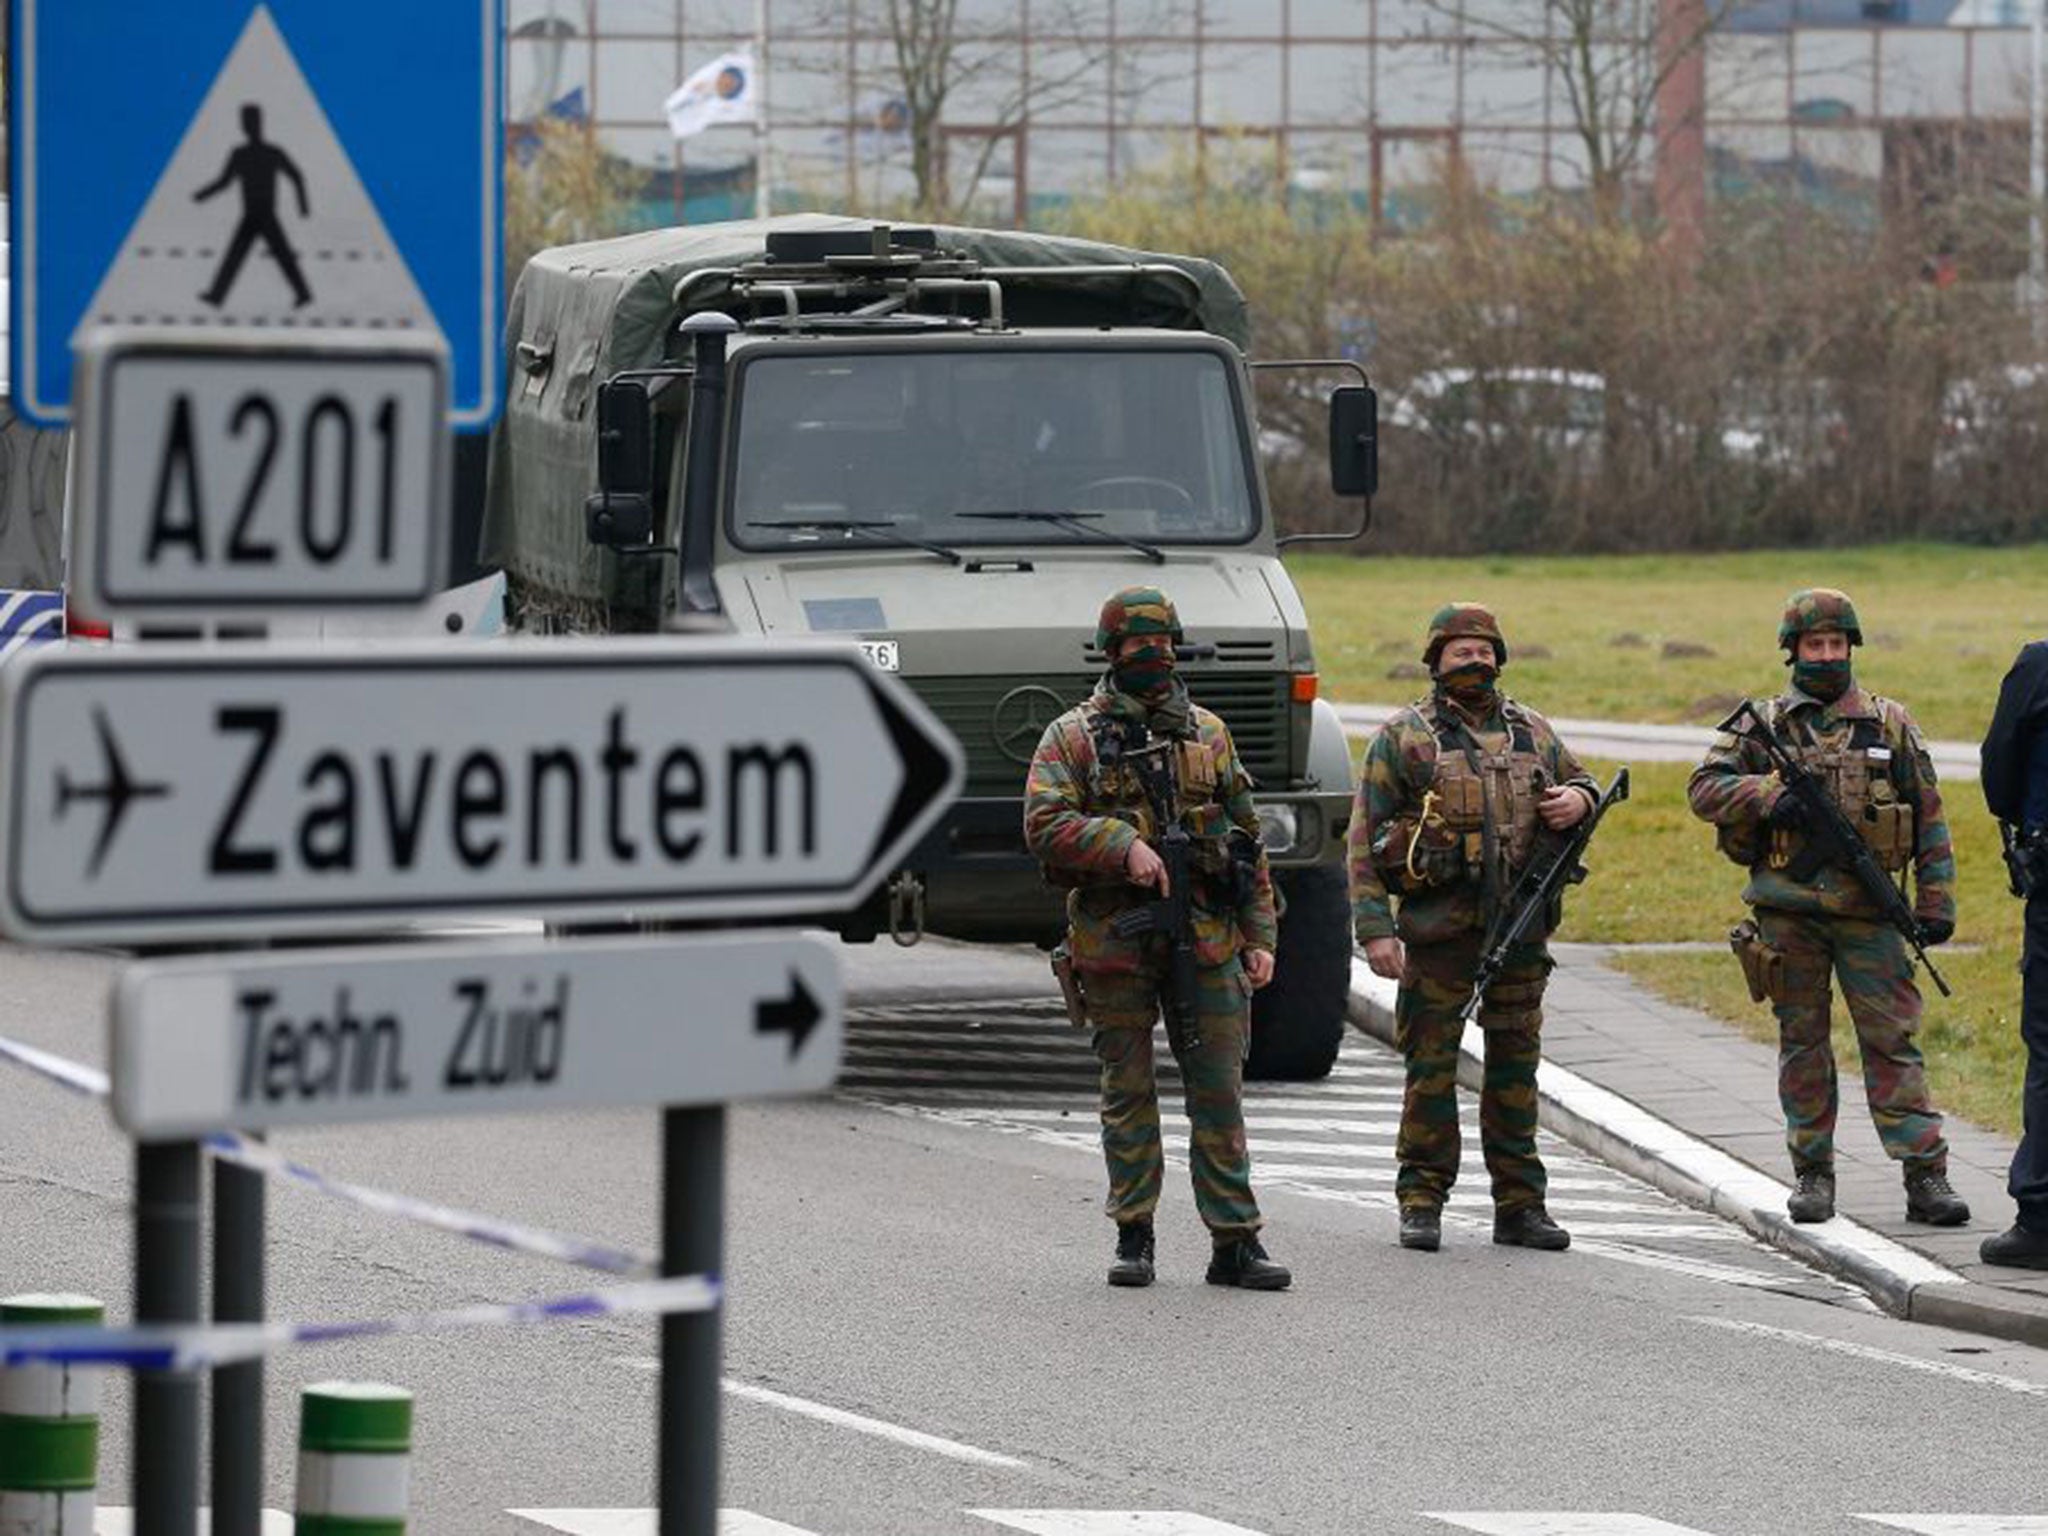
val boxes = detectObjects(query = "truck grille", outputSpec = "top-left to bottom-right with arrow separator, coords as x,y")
906,672 -> 1290,798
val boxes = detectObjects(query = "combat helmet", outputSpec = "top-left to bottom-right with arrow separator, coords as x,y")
1422,601 -> 1507,667
1095,585 -> 1184,650
1777,588 -> 1863,652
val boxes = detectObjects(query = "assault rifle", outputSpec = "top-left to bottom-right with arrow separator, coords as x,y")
1110,737 -> 1203,1054
1460,767 -> 1631,1024
1719,698 -> 1951,997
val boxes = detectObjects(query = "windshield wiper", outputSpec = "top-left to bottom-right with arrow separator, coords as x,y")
955,510 -> 1166,564
749,518 -> 962,566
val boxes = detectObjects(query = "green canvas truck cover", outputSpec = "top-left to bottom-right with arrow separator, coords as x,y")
479,213 -> 1251,604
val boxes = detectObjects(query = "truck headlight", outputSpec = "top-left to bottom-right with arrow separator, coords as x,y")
1255,803 -> 1300,855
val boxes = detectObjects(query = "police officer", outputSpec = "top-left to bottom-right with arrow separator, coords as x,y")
1978,639 -> 2048,1267
1349,602 -> 1596,1254
1689,588 -> 1968,1227
1023,586 -> 1289,1290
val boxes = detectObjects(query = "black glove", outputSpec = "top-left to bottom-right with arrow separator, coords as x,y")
1767,790 -> 1808,829
1917,917 -> 1954,948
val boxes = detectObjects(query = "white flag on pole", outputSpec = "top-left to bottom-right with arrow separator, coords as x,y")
665,51 -> 756,139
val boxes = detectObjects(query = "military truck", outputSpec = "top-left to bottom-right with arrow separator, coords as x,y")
480,216 -> 1375,1080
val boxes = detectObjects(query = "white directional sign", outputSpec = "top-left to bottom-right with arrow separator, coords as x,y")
0,639 -> 963,946
111,933 -> 844,1138
71,329 -> 450,621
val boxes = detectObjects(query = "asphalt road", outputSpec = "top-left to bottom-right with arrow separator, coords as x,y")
1,937 -> 2044,1536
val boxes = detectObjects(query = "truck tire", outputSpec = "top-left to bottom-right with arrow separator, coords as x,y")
1246,862 -> 1352,1081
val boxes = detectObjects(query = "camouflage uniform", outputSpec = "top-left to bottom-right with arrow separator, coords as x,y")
1688,590 -> 1957,1183
1348,604 -> 1596,1220
1023,592 -> 1279,1248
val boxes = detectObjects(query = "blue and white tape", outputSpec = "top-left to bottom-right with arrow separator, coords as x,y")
0,1274 -> 721,1372
0,1032 -> 655,1277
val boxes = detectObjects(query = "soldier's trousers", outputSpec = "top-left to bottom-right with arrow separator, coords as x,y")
2014,897 -> 2048,1230
1394,934 -> 1548,1213
1755,907 -> 1947,1171
1084,958 -> 1261,1239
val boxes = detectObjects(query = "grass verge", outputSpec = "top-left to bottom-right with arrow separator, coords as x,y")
1289,540 -> 2048,741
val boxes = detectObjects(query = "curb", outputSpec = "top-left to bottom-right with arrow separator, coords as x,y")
1344,961 -> 2048,1348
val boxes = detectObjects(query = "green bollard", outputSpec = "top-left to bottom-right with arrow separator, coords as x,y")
295,1382 -> 412,1534
0,1294 -> 104,1535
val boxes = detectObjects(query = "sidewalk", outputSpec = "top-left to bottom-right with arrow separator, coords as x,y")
1347,946 -> 2048,1348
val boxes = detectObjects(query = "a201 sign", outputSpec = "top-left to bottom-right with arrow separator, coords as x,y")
69,328 -> 450,624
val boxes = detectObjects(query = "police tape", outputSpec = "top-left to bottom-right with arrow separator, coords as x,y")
0,1031 -> 657,1278
0,1273 -> 720,1372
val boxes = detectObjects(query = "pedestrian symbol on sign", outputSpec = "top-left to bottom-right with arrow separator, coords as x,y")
193,104 -> 313,311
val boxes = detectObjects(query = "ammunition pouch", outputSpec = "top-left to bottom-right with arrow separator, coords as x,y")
1729,917 -> 1783,1004
1373,814 -> 1466,893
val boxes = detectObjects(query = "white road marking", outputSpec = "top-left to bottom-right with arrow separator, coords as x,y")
510,1514 -> 820,1535
1858,1519 -> 2048,1534
608,1361 -> 1030,1470
1692,1318 -> 2048,1397
1426,1516 -> 1720,1535
96,1517 -> 294,1535
972,1514 -> 1275,1535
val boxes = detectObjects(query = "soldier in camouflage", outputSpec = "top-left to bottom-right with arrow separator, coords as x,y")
1348,603 -> 1596,1254
1024,585 -> 1290,1291
1688,588 -> 1969,1227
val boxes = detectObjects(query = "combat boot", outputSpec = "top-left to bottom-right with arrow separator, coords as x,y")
1492,1203 -> 1570,1251
1904,1165 -> 1970,1226
1206,1235 -> 1292,1290
1787,1166 -> 1836,1223
1107,1218 -> 1155,1287
1980,1222 -> 2048,1269
1398,1206 -> 1442,1252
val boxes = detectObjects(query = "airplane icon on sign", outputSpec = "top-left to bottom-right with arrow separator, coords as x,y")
55,709 -> 171,876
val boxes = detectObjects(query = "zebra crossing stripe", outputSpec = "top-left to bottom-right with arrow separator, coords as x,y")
1426,1516 -> 1720,1534
1857,1519 -> 2048,1534
972,1514 -> 1274,1535
1692,1319 -> 2048,1398
92,1514 -> 295,1534
509,1514 -> 822,1535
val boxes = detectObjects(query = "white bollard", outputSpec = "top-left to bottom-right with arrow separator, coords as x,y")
295,1381 -> 412,1535
0,1294 -> 103,1536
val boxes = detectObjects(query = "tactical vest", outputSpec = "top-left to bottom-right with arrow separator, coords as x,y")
1395,699 -> 1548,889
1039,704 -> 1226,892
1724,701 -> 1916,874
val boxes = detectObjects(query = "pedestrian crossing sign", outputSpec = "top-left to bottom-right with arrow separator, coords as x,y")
11,0 -> 501,428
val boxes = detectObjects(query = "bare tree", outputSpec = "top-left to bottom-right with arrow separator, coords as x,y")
800,0 -> 1192,221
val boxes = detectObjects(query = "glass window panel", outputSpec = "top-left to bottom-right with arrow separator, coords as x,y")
1462,127 -> 1548,190
681,0 -> 765,28
1377,133 -> 1458,224
1294,0 -> 1372,36
1464,42 -> 1549,125
1791,29 -> 1875,120
1200,42 -> 1287,125
509,34 -> 593,122
1877,31 -> 1967,116
1795,123 -> 1882,181
1290,43 -> 1372,125
1207,0 -> 1287,35
1286,129 -> 1375,194
774,124 -> 854,191
1707,123 -> 1795,192
1707,33 -> 1790,120
1028,128 -> 1115,198
509,0 -> 585,32
1375,42 -> 1462,125
1123,43 -> 1200,121
595,39 -> 685,122
770,39 -> 853,118
1457,0 -> 1561,36
1547,127 -> 1590,187
943,39 -> 1028,119
1375,0 -> 1463,41
1036,0 -> 1116,29
1111,127 -> 1198,180
1033,41 -> 1114,124
953,0 -> 1032,29
592,0 -> 680,28
1969,30 -> 2030,117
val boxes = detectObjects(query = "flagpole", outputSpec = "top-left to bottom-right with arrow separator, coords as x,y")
754,0 -> 772,220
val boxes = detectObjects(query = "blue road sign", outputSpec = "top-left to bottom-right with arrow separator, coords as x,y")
12,1 -> 502,429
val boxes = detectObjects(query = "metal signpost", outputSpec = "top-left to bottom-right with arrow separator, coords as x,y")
111,934 -> 846,1138
69,329 -> 451,623
0,639 -> 958,946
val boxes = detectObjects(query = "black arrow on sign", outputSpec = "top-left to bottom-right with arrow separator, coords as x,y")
755,972 -> 823,1058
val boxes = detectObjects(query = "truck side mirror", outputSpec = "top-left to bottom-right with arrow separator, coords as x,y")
1330,385 -> 1378,498
586,378 -> 656,547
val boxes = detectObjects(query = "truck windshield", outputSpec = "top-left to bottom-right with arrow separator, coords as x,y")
728,347 -> 1258,550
